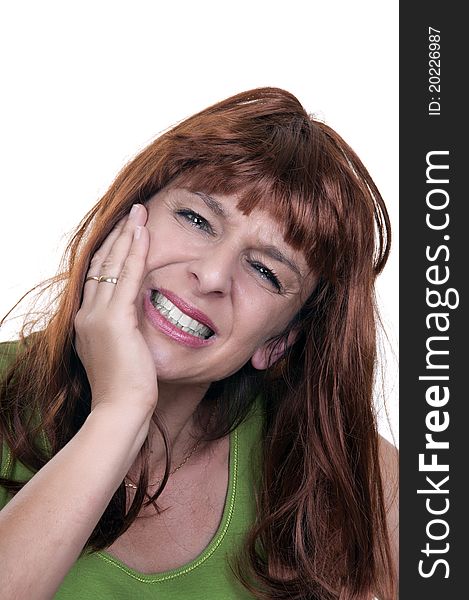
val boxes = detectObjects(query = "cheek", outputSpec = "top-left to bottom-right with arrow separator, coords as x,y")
145,223 -> 186,268
236,304 -> 291,348
145,215 -> 208,266
147,218 -> 174,247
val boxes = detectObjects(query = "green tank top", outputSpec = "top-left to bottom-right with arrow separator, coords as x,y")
0,342 -> 263,599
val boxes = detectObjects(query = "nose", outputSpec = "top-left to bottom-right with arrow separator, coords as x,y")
188,245 -> 236,297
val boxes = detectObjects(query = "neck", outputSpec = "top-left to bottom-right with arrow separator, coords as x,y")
129,379 -> 213,481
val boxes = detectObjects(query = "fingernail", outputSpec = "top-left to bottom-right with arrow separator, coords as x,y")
130,204 -> 139,219
134,225 -> 142,240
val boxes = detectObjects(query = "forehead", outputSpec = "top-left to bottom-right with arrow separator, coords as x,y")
195,189 -> 285,235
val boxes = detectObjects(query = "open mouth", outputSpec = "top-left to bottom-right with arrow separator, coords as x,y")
150,290 -> 215,340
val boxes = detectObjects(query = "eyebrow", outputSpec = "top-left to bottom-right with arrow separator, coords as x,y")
190,190 -> 302,278
192,191 -> 227,217
259,245 -> 302,278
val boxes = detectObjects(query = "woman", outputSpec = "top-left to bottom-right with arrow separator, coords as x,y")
0,88 -> 398,599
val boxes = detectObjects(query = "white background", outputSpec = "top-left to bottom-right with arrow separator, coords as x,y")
0,1 -> 398,444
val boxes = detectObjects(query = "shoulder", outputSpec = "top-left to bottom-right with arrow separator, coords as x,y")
0,340 -> 21,373
0,337 -> 37,382
377,435 -> 398,539
378,434 -> 398,488
378,434 -> 399,578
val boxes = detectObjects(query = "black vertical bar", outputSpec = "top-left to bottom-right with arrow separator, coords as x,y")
400,2 -> 467,597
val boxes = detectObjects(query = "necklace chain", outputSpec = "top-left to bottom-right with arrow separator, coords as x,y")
124,436 -> 203,490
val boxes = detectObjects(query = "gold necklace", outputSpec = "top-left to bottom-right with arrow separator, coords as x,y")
124,437 -> 202,490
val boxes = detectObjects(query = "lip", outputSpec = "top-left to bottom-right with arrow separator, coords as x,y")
157,287 -> 218,334
143,289 -> 217,348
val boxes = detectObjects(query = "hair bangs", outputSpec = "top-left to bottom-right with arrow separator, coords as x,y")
161,106 -> 368,283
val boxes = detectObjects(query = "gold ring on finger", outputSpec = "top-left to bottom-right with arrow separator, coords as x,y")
98,276 -> 119,285
85,275 -> 100,283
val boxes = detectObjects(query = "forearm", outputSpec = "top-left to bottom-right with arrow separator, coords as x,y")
0,404 -> 150,600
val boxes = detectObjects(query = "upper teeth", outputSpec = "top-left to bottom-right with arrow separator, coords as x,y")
150,291 -> 213,339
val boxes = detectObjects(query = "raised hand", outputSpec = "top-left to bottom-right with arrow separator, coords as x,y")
1,205 -> 162,599
74,203 -> 157,423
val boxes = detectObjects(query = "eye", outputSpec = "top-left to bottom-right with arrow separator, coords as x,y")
176,209 -> 214,235
249,260 -> 283,292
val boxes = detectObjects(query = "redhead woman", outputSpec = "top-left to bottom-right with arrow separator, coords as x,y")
0,88 -> 398,599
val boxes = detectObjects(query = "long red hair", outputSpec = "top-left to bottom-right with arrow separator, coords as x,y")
1,88 -> 395,598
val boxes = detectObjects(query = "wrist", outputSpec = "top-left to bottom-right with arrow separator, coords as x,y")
85,403 -> 152,470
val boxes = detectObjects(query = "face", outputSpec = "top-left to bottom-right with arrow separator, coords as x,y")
135,185 -> 315,385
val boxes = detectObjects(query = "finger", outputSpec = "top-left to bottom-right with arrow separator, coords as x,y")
81,217 -> 127,308
110,224 -> 150,308
93,204 -> 147,306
